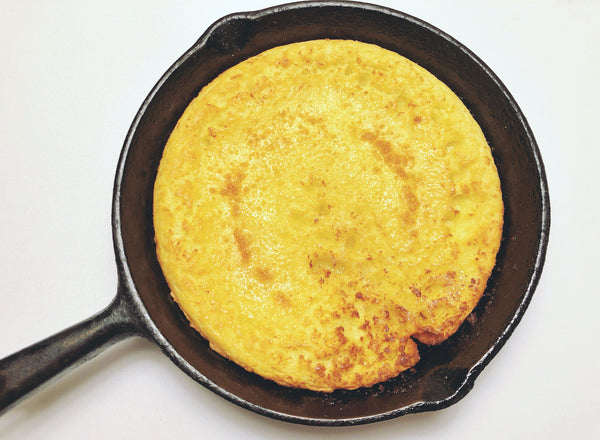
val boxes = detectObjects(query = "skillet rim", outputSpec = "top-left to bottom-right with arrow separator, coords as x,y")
111,0 -> 550,426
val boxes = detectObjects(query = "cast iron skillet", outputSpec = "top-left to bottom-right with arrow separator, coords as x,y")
0,1 -> 550,426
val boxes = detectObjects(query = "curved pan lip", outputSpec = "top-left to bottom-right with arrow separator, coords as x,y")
112,1 -> 550,426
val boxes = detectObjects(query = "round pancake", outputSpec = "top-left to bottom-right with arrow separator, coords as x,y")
153,39 -> 503,391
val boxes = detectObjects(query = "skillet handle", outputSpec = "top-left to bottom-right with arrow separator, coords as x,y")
0,289 -> 143,414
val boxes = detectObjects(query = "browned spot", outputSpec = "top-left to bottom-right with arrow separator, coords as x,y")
413,115 -> 423,123
403,185 -> 420,211
469,277 -> 480,289
395,352 -> 408,367
410,286 -> 422,297
275,292 -> 291,308
220,169 -> 246,197
305,115 -> 324,126
336,357 -> 353,371
233,228 -> 252,263
414,328 -> 445,345
255,267 -> 273,283
230,202 -> 240,217
335,326 -> 348,345
444,271 -> 456,286
360,130 -> 377,142
278,58 -> 290,67
395,341 -> 419,368
315,363 -> 326,377
384,332 -> 396,342
355,291 -> 364,300
377,364 -> 392,380
377,141 -> 411,177
374,138 -> 392,155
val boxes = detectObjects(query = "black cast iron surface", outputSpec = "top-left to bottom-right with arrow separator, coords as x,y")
0,1 -> 550,425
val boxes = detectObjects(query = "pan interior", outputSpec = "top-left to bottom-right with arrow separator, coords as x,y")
113,2 -> 548,425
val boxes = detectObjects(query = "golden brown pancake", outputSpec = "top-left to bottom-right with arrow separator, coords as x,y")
153,39 -> 503,391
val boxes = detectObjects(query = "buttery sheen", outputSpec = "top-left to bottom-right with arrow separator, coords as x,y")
153,40 -> 503,391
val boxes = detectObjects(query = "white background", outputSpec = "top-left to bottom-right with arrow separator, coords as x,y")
1,1 -> 598,438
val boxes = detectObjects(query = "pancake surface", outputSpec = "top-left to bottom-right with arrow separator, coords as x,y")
153,39 -> 503,391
